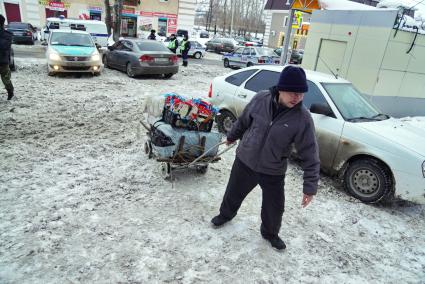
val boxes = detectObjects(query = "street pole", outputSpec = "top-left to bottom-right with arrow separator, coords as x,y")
280,9 -> 294,65
230,0 -> 234,36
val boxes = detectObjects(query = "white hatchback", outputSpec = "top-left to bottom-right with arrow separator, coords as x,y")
208,65 -> 425,204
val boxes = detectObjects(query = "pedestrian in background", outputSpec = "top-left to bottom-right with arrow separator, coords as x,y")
180,34 -> 191,67
211,66 -> 320,250
167,34 -> 179,54
147,29 -> 156,40
0,14 -> 14,100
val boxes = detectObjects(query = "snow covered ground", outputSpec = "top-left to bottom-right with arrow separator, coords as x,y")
0,60 -> 424,283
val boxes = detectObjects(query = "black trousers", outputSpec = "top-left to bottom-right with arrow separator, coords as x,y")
219,157 -> 285,237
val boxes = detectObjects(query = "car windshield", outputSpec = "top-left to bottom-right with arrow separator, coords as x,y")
322,83 -> 388,121
136,41 -> 170,51
50,32 -> 94,47
256,48 -> 278,56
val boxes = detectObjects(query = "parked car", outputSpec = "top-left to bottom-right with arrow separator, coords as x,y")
205,38 -> 237,53
104,39 -> 178,78
45,29 -> 103,76
199,30 -> 210,38
222,46 -> 280,68
274,47 -> 304,64
6,22 -> 36,45
208,65 -> 425,204
177,40 -> 205,59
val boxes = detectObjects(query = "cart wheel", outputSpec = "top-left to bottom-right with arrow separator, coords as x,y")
196,165 -> 208,174
160,162 -> 172,179
144,140 -> 153,159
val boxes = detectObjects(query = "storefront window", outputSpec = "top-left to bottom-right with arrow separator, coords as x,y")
158,18 -> 167,37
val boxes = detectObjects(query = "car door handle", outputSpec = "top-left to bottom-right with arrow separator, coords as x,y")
238,94 -> 247,98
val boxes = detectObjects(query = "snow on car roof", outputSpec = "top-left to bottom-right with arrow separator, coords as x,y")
50,29 -> 90,35
245,65 -> 351,84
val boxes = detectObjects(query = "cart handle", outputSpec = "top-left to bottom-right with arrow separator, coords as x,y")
188,141 -> 236,167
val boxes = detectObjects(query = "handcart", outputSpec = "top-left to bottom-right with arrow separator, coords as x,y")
140,120 -> 235,179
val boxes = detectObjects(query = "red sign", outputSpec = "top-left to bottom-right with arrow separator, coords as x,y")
140,11 -> 154,17
167,18 -> 177,34
49,1 -> 64,9
122,9 -> 135,14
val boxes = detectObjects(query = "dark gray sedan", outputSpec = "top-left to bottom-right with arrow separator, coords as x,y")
104,39 -> 179,78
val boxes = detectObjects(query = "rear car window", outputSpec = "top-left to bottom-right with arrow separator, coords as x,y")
245,70 -> 280,92
8,22 -> 28,29
256,48 -> 278,56
136,41 -> 170,52
225,69 -> 258,86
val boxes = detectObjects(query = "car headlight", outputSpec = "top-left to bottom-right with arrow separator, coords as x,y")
91,54 -> 100,61
49,53 -> 61,61
422,161 -> 425,178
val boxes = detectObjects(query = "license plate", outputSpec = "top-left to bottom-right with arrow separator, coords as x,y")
155,58 -> 168,62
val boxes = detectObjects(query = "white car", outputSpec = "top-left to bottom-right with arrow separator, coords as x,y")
45,29 -> 103,76
208,65 -> 425,204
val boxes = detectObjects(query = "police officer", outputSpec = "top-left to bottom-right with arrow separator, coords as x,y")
0,14 -> 14,100
147,29 -> 156,40
167,34 -> 179,54
180,34 -> 191,67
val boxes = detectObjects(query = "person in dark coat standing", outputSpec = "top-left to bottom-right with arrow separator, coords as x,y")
147,29 -> 156,40
0,14 -> 14,100
211,66 -> 320,250
180,34 -> 191,67
167,34 -> 179,54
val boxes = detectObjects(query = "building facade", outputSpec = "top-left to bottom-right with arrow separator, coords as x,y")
0,0 -> 196,37
263,0 -> 311,49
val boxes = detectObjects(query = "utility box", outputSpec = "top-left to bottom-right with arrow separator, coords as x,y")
302,9 -> 425,117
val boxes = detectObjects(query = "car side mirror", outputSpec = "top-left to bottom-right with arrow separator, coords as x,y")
44,30 -> 50,34
95,43 -> 101,50
107,46 -> 114,51
310,103 -> 335,118
41,41 -> 48,46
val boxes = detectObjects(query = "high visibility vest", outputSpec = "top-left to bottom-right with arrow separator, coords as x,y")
180,40 -> 188,52
168,39 -> 176,49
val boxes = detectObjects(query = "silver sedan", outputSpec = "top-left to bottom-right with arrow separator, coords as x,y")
104,39 -> 179,78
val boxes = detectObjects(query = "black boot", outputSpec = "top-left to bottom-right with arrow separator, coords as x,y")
7,89 -> 14,100
182,61 -> 188,67
262,234 -> 286,250
211,215 -> 230,227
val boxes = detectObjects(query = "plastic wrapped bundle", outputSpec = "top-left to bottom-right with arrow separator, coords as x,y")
151,121 -> 222,159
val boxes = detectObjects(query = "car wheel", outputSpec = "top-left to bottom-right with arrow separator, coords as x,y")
193,52 -> 202,59
126,62 -> 135,78
246,62 -> 254,67
103,55 -> 110,68
216,110 -> 237,134
344,159 -> 394,203
163,73 -> 173,79
223,58 -> 230,68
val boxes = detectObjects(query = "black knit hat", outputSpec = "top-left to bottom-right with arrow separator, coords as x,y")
277,66 -> 308,93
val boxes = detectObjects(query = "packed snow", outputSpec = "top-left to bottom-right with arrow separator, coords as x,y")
0,59 -> 424,283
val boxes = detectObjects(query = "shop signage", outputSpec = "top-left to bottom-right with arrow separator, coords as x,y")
89,6 -> 102,12
139,11 -> 177,19
38,0 -> 71,10
167,18 -> 177,34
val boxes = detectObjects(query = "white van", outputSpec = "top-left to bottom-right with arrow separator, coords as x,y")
41,18 -> 108,47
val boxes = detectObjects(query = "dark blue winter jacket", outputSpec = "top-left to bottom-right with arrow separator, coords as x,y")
227,87 -> 320,195
0,29 -> 12,65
